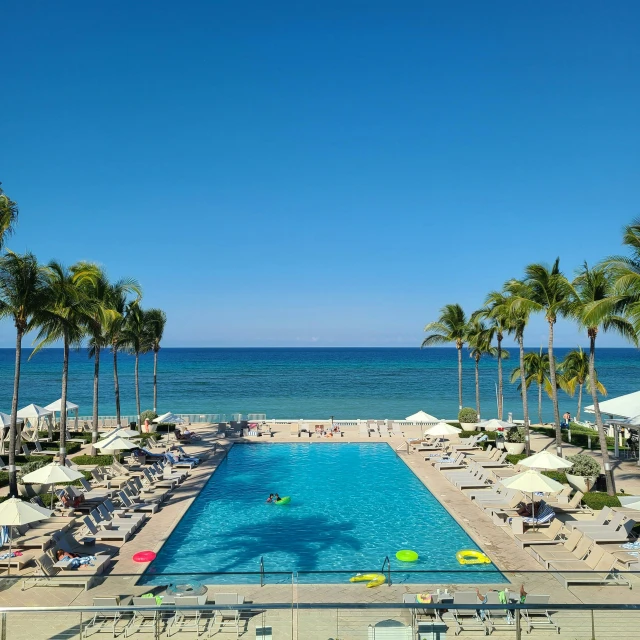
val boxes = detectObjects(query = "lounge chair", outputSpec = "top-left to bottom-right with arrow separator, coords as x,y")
521,595 -> 560,634
24,552 -> 110,591
94,504 -> 145,533
392,423 -> 403,437
514,518 -> 564,548
484,590 -> 515,632
532,533 -> 592,569
521,502 -> 556,527
0,456 -> 21,472
80,516 -> 131,542
474,451 -> 511,468
550,548 -> 630,588
434,453 -> 467,470
546,490 -> 586,512
581,519 -> 636,543
455,471 -> 492,490
167,595 -> 208,636
213,592 -> 244,637
101,500 -> 148,528
451,436 -> 481,452
564,506 -> 613,531
10,525 -> 54,550
0,547 -> 36,571
84,596 -> 130,636
116,490 -> 159,514
444,591 -> 489,636
126,597 -> 161,637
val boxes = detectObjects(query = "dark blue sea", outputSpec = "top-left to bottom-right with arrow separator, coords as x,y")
0,347 -> 638,421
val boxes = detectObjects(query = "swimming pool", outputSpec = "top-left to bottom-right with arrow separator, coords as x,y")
144,443 -> 504,584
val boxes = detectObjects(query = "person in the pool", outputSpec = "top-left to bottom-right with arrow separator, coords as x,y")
266,494 -> 274,503
274,493 -> 281,502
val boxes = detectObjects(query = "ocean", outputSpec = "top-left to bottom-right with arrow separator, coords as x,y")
0,347 -> 638,421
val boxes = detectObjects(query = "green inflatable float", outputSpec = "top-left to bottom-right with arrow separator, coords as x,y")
396,549 -> 419,562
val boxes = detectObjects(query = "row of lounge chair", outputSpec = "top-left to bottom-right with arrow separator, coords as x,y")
427,444 -> 637,588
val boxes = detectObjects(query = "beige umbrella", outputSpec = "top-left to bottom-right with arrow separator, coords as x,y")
518,450 -> 574,470
0,498 -> 52,575
21,462 -> 85,512
425,422 -> 462,436
102,427 -> 139,439
406,410 -> 439,423
501,469 -> 565,522
97,434 -> 137,464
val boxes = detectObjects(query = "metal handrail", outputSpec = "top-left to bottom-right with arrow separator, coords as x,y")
260,556 -> 265,587
381,555 -> 392,586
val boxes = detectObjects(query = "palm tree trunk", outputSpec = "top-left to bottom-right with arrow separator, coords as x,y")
577,384 -> 583,422
134,351 -> 141,421
8,327 -> 23,497
153,348 -> 158,413
475,356 -> 480,420
538,381 -> 542,426
589,333 -> 615,495
518,334 -> 530,455
92,346 -> 100,444
113,346 -> 121,426
59,332 -> 69,464
457,345 -> 463,411
497,333 -> 503,420
547,321 -> 562,456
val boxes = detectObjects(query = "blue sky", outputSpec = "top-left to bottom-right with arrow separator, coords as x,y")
1,1 -> 639,348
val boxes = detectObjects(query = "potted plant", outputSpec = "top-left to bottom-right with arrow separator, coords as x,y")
17,459 -> 52,498
566,453 -> 601,492
458,407 -> 478,428
504,427 -> 526,455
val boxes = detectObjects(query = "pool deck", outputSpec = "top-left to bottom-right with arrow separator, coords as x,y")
1,422 -> 639,639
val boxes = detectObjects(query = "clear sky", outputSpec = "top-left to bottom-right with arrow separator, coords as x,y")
1,1 -> 639,348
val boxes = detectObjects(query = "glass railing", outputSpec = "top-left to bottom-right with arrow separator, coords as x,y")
0,570 -> 638,638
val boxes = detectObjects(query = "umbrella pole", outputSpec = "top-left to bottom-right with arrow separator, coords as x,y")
7,531 -> 11,577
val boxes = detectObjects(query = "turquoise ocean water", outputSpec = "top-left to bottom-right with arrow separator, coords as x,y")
143,443 -> 504,584
0,347 -> 638,421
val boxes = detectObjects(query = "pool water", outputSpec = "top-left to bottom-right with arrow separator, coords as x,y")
144,443 -> 504,584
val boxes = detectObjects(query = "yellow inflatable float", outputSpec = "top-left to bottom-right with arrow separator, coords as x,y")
456,550 -> 492,565
349,573 -> 386,588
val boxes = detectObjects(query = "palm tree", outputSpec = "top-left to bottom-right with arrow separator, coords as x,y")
71,265 -> 140,443
0,183 -> 19,251
567,263 -> 636,495
467,318 -> 497,420
558,347 -> 606,421
422,304 -> 469,411
510,349 -> 552,427
31,262 -> 92,464
605,218 -> 640,332
509,259 -> 570,456
121,301 -> 151,422
503,283 -> 533,454
105,282 -> 142,427
476,292 -> 512,419
0,252 -> 48,495
145,309 -> 167,413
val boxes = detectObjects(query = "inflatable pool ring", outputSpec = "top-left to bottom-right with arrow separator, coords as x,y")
396,549 -> 419,562
456,550 -> 492,565
349,573 -> 386,588
133,551 -> 157,563
416,593 -> 432,604
274,496 -> 291,505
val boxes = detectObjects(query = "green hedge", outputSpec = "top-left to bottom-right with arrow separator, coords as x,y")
581,492 -> 622,511
70,455 -> 116,466
531,424 -> 627,451
506,453 -> 527,466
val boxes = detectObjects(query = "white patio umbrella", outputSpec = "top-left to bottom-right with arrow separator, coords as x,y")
153,412 -> 185,436
21,462 -> 85,513
519,450 -> 574,471
425,422 -> 462,436
0,498 -> 52,575
0,412 -> 23,428
479,419 -> 514,432
44,399 -> 79,431
406,410 -> 439,423
97,434 -> 137,464
501,469 -> 565,522
102,427 -> 140,439
619,496 -> 640,510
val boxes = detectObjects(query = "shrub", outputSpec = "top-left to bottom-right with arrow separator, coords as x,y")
581,492 -> 622,511
506,427 -> 526,443
70,455 -> 116,466
458,408 -> 478,424
17,458 -> 51,481
140,410 -> 158,423
567,453 -> 601,477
